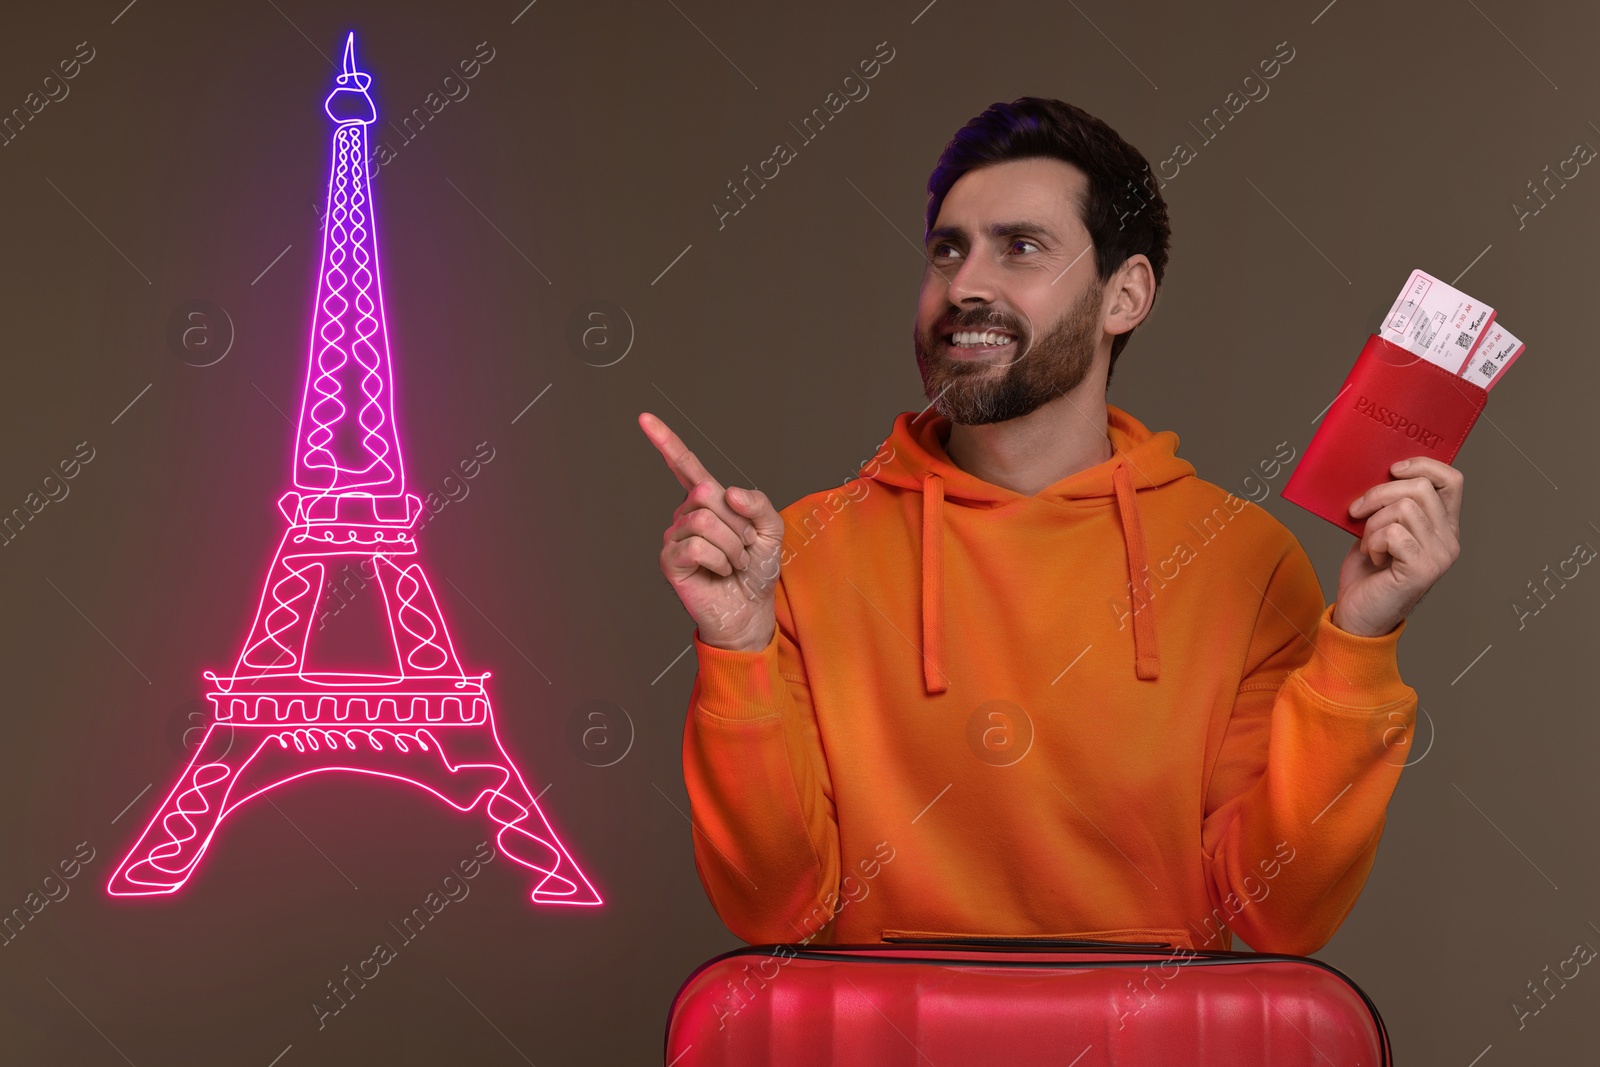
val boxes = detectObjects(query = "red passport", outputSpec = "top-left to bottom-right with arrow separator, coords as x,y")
1281,333 -> 1488,536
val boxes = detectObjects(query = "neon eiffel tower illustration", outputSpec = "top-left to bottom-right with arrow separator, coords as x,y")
108,35 -> 601,906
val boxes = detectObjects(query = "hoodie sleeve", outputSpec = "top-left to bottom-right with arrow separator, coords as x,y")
680,576 -> 842,945
1199,536 -> 1418,956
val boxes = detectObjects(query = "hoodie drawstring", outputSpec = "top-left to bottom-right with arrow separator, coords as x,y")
917,461 -> 1161,694
921,473 -> 948,694
1112,461 -> 1161,681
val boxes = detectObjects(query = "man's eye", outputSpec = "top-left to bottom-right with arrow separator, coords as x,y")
1009,239 -> 1039,254
930,242 -> 961,259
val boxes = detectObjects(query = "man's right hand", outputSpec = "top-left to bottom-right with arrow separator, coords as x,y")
640,412 -> 785,653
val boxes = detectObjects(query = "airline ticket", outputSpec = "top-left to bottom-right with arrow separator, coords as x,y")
1380,269 -> 1495,372
1456,322 -> 1526,390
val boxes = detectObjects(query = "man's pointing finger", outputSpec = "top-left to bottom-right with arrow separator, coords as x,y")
641,412 -> 756,542
639,411 -> 717,492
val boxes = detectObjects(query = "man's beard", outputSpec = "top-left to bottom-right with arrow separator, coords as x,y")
913,278 -> 1105,426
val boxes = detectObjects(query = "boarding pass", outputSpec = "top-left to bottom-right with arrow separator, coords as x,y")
1379,268 -> 1523,389
1455,321 -> 1526,390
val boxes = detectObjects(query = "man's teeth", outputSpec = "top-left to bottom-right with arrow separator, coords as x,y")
951,330 -> 1015,347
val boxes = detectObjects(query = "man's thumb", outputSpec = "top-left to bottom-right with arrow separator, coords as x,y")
728,486 -> 782,535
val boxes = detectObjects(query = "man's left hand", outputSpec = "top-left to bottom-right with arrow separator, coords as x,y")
1331,457 -> 1464,637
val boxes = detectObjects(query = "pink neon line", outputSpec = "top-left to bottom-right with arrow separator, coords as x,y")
109,724 -> 599,905
110,33 -> 600,908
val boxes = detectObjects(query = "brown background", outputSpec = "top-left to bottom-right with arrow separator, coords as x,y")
0,0 -> 1595,1062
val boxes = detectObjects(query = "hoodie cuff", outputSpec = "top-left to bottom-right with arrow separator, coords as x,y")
690,624 -> 789,722
1294,603 -> 1414,710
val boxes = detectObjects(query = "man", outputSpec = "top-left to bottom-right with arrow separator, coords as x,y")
640,97 -> 1458,954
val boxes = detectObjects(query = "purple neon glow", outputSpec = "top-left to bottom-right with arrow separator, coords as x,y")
296,31 -> 403,496
108,35 -> 601,907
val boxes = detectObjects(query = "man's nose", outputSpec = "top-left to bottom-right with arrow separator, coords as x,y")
945,251 -> 998,305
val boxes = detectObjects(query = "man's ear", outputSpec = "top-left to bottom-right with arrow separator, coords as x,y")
1102,254 -> 1156,337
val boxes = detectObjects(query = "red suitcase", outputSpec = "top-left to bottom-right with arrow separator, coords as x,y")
665,939 -> 1391,1065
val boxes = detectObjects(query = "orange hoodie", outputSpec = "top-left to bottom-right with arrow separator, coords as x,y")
682,403 -> 1418,955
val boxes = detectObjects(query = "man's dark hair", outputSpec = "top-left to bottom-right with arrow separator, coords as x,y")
925,97 -> 1171,380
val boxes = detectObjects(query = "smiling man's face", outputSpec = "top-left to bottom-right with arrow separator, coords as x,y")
914,157 -> 1110,425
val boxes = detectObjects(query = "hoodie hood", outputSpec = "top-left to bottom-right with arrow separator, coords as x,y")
864,403 -> 1196,693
